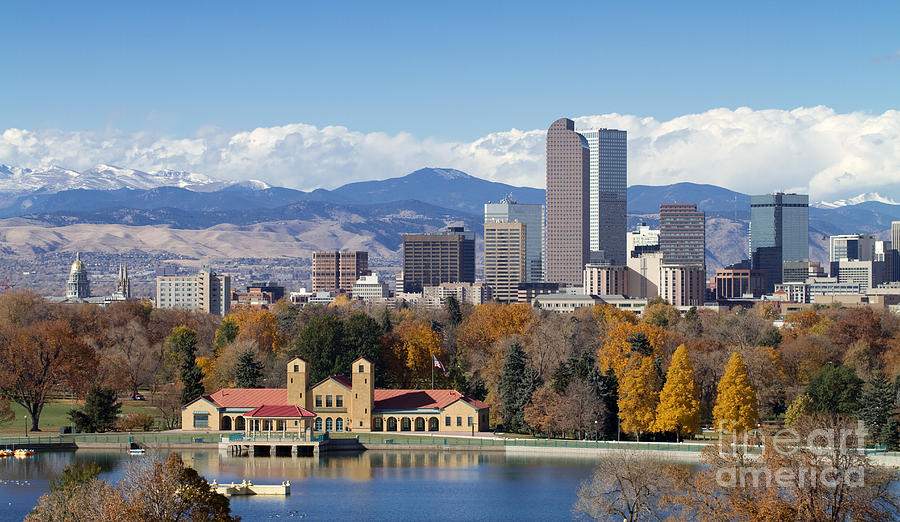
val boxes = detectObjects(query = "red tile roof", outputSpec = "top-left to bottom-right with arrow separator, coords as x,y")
207,388 -> 287,408
373,389 -> 488,411
243,405 -> 316,418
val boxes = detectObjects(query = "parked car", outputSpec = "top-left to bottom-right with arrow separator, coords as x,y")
131,392 -> 146,401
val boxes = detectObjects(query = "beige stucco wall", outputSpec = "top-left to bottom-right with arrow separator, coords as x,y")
181,398 -> 221,431
310,379 -> 352,430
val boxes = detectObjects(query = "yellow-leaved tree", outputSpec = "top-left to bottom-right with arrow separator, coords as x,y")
713,352 -> 759,433
598,322 -> 668,380
617,356 -> 661,441
654,344 -> 700,441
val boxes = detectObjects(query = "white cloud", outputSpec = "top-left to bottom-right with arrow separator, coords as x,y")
1,106 -> 899,200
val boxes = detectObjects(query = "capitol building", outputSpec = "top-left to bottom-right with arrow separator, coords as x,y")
48,252 -> 133,305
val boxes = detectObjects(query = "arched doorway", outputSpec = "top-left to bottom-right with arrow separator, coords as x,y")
336,418 -> 344,431
235,416 -> 245,431
221,416 -> 232,431
401,418 -> 411,431
373,418 -> 383,431
315,418 -> 322,431
415,417 -> 425,431
428,417 -> 439,431
387,417 -> 397,431
325,418 -> 333,431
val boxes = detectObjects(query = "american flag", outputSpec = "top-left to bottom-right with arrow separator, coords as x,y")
432,354 -> 448,376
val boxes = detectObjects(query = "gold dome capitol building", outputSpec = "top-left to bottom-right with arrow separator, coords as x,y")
46,252 -> 134,305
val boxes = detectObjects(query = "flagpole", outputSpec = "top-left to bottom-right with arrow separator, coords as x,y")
431,352 -> 434,389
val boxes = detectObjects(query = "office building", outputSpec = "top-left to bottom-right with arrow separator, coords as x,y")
423,282 -> 492,307
583,264 -> 628,296
627,224 -> 660,258
351,274 -> 392,301
775,278 -> 863,304
715,268 -> 767,299
659,203 -> 705,267
312,251 -> 369,294
626,251 -> 662,299
157,268 -> 231,316
660,265 -> 705,307
829,234 -> 876,262
231,283 -> 285,309
830,259 -> 883,293
485,197 -> 543,282
484,221 -> 527,303
579,128 -> 627,265
545,118 -> 590,285
893,222 -> 900,253
750,193 -> 809,290
402,227 -> 475,292
516,282 -> 561,304
875,240 -> 900,283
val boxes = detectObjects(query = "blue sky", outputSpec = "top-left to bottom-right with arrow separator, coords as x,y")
3,1 -> 898,140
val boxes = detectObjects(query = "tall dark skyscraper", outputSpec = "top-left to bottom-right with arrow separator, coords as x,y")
580,128 -> 627,265
402,227 -> 475,292
545,118 -> 590,285
750,192 -> 809,290
659,203 -> 705,267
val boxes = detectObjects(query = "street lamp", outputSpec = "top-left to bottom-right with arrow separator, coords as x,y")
24,414 -> 28,438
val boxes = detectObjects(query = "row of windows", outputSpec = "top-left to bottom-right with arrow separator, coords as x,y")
315,394 -> 343,408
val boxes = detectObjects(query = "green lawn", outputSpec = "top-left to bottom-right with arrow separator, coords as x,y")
1,398 -> 162,434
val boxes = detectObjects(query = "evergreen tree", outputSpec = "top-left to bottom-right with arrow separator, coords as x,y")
589,367 -> 619,439
499,342 -> 541,432
713,352 -> 758,433
380,307 -> 393,333
627,332 -> 653,356
550,360 -> 571,394
170,326 -> 205,405
68,386 -> 121,433
445,295 -> 463,327
860,372 -> 895,444
213,317 -> 239,352
880,419 -> 900,451
806,362 -> 862,415
618,356 -> 661,441
291,314 -> 345,383
234,349 -> 264,388
654,345 -> 700,441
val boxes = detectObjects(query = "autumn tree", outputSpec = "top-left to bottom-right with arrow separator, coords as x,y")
499,341 -> 541,432
784,394 -> 812,427
168,326 -> 205,405
456,302 -> 534,390
395,319 -> 443,385
230,306 -> 282,353
654,345 -> 700,441
713,352 -> 758,433
574,452 -> 674,521
618,356 -> 661,441
0,318 -> 94,431
598,321 -> 668,380
214,317 -> 239,352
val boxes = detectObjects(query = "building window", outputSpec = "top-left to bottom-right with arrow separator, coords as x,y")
468,417 -> 473,427
336,395 -> 343,408
325,418 -> 333,431
336,418 -> 344,431
293,364 -> 299,372
445,417 -> 451,426
315,395 -> 322,408
326,395 -> 333,407
359,364 -> 364,373
456,416 -> 462,427
315,418 -> 322,431
193,413 -> 209,428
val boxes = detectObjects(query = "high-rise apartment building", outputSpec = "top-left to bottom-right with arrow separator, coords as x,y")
311,251 -> 369,293
750,193 -> 809,291
484,221 -> 527,303
659,203 -> 706,268
402,227 -> 475,292
156,268 -> 231,316
579,128 -> 627,265
485,197 -> 543,282
545,118 -> 590,285
660,265 -> 706,307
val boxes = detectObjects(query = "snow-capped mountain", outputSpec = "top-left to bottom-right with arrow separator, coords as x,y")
0,164 -> 268,194
813,192 -> 900,209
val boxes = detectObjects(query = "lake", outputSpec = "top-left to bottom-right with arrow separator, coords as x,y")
0,448 -> 609,521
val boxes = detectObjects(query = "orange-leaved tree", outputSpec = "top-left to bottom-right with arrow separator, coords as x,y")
618,356 -> 661,441
713,352 -> 758,433
654,344 -> 700,440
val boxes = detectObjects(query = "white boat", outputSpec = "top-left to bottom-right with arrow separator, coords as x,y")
128,448 -> 146,455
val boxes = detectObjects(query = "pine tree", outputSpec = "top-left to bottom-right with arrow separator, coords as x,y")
654,345 -> 700,441
618,356 -> 661,441
170,326 -> 205,405
860,372 -> 895,444
234,349 -> 264,388
380,307 -> 393,333
807,362 -> 862,415
713,352 -> 758,433
68,386 -> 121,433
499,342 -> 541,433
588,367 -> 619,439
445,295 -> 463,327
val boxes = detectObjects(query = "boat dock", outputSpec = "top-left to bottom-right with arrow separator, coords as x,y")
220,434 -> 363,457
210,479 -> 290,496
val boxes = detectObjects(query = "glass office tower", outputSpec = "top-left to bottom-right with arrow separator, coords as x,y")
750,193 -> 809,291
485,197 -> 544,282
578,128 -> 627,265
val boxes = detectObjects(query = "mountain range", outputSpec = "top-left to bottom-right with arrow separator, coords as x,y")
1,164 -> 898,270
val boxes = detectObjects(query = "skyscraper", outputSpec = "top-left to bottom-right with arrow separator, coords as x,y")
402,227 -> 475,292
484,196 -> 543,282
312,251 -> 369,293
750,192 -> 809,290
579,128 -> 627,265
892,221 -> 900,252
484,221 -> 527,302
659,203 -> 705,268
545,118 -> 590,285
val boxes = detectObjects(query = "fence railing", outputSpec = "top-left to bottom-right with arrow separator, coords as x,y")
0,433 -> 222,447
